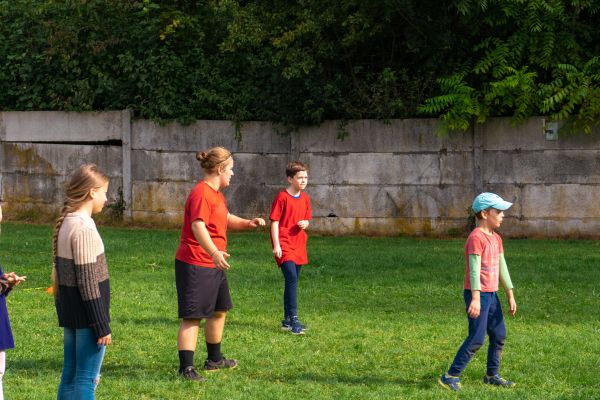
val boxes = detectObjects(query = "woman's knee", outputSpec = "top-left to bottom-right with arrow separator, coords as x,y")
181,318 -> 201,327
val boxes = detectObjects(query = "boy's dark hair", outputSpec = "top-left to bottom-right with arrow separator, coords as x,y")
286,161 -> 308,178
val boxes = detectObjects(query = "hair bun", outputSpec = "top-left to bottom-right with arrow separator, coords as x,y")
196,151 -> 208,161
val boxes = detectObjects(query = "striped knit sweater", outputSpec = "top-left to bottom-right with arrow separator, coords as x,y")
55,212 -> 110,338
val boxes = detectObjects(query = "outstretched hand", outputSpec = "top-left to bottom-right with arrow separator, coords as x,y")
248,218 -> 266,228
3,272 -> 26,287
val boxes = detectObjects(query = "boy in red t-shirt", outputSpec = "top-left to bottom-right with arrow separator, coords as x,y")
439,193 -> 518,391
269,161 -> 311,335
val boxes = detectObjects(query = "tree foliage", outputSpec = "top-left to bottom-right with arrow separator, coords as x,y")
419,0 -> 600,133
0,0 -> 598,132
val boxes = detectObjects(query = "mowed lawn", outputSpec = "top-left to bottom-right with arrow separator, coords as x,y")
0,223 -> 599,399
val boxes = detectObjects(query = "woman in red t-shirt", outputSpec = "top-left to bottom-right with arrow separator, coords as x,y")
175,147 -> 265,381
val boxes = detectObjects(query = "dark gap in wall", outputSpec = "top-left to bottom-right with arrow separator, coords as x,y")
19,140 -> 123,146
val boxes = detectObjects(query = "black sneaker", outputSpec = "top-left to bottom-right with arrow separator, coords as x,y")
281,317 -> 293,331
483,374 -> 516,388
179,366 -> 207,382
204,356 -> 238,371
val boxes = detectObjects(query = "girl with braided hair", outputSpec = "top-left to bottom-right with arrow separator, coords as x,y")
52,164 -> 112,400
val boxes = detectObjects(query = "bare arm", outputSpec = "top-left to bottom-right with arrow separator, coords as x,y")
191,220 -> 230,270
271,221 -> 282,258
227,213 -> 266,231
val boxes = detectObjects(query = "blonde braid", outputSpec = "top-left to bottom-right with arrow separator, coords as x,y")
51,203 -> 76,295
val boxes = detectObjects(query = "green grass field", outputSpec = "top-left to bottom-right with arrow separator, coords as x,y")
1,223 -> 599,399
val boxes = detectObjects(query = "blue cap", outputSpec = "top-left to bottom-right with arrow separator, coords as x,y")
472,192 -> 513,213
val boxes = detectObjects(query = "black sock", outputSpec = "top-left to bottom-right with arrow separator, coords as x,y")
178,350 -> 194,372
206,342 -> 222,362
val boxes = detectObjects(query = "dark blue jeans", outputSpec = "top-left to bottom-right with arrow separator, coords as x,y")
57,328 -> 106,400
281,261 -> 302,318
448,291 -> 506,377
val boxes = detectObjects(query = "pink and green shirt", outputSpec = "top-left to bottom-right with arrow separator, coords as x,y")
464,228 -> 504,292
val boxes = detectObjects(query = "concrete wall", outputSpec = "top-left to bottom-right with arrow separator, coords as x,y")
0,111 -> 127,221
1,111 -> 599,237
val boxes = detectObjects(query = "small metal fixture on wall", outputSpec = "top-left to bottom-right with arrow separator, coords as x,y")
543,119 -> 559,141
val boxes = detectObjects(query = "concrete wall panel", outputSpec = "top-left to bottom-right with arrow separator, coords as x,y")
297,119 -> 471,153
132,151 -> 289,185
2,143 -> 122,176
0,111 -> 124,142
479,117 -> 600,151
132,120 -> 289,153
520,184 -> 600,219
132,181 -> 194,213
500,218 -> 600,238
1,173 -> 122,216
307,184 -> 474,219
483,150 -> 600,184
303,152 -> 472,185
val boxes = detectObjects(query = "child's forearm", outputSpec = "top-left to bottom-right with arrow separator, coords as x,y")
270,221 -> 280,248
499,253 -> 514,290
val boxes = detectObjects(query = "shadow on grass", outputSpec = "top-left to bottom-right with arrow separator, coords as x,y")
115,316 -> 177,326
227,319 -> 278,333
294,372 -> 435,389
10,358 -> 63,373
10,358 -> 172,379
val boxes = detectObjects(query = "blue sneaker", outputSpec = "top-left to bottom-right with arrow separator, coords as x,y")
438,374 -> 461,391
290,318 -> 304,335
281,316 -> 307,332
483,374 -> 516,388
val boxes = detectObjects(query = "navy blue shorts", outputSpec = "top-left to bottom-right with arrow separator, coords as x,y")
175,259 -> 233,319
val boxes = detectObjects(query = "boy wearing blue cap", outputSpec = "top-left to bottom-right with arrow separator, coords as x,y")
438,192 -> 517,391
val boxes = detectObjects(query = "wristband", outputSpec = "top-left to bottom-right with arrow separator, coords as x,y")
210,249 -> 220,257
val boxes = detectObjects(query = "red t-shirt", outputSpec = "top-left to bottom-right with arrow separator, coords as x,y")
175,181 -> 229,268
269,190 -> 312,266
464,228 -> 504,292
